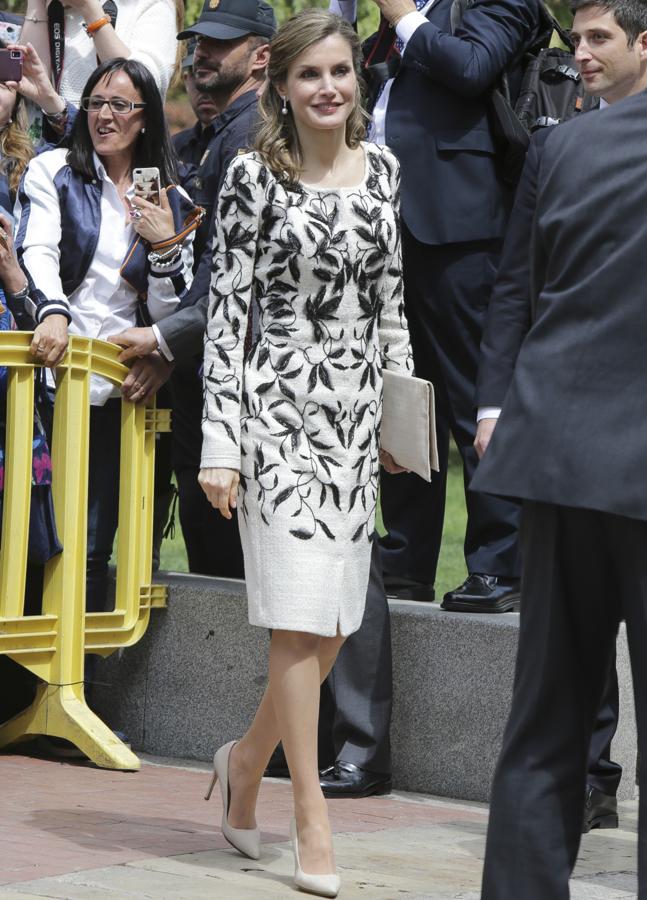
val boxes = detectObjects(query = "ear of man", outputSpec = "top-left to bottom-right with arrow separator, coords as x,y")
248,37 -> 270,78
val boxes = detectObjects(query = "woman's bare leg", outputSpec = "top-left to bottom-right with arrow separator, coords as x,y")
227,631 -> 344,853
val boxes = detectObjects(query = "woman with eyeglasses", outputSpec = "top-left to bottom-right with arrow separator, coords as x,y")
14,56 -> 201,622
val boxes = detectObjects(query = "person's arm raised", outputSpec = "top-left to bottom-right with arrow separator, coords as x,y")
18,0 -> 52,81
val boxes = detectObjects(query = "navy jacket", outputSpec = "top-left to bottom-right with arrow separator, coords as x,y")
176,90 -> 259,267
383,0 -> 542,245
472,90 -> 647,520
157,90 -> 260,358
475,127 -> 550,407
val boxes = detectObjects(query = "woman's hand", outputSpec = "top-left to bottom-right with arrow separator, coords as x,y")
128,188 -> 175,246
198,467 -> 240,519
6,43 -> 66,116
379,449 -> 410,475
0,214 -> 28,295
121,352 -> 172,404
30,314 -> 69,368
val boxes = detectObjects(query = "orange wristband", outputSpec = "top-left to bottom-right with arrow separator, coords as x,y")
85,15 -> 111,35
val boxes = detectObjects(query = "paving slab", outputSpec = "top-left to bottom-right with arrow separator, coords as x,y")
0,751 -> 638,899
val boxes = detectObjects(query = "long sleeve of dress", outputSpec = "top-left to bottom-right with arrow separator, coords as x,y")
377,154 -> 414,375
201,154 -> 260,471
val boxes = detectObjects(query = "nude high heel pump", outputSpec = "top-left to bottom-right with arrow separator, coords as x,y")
290,818 -> 340,898
205,740 -> 261,860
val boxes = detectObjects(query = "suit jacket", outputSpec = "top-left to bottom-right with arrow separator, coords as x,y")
383,0 -> 541,245
475,127 -> 551,407
472,88 -> 647,521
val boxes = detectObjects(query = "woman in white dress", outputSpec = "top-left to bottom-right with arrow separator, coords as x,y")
199,10 -> 412,897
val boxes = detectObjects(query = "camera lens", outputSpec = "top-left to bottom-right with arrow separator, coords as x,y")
10,51 -> 21,59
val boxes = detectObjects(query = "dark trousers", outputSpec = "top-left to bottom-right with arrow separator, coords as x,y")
482,503 -> 646,900
588,655 -> 622,796
319,538 -> 392,773
86,400 -> 121,613
176,467 -> 245,579
380,230 -> 521,584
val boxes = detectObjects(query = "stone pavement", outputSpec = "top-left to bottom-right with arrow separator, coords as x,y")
0,750 -> 638,899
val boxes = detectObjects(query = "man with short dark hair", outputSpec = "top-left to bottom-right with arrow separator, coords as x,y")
476,0 -> 647,835
473,1 -> 647,894
173,40 -> 220,171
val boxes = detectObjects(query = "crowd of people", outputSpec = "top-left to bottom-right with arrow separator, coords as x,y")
2,0 -> 647,896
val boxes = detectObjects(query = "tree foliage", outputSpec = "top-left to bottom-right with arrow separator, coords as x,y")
8,0 -> 572,34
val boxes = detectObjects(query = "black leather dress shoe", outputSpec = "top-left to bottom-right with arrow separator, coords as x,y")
582,784 -> 619,833
441,574 -> 520,613
383,575 -> 435,603
319,761 -> 392,798
264,745 -> 290,779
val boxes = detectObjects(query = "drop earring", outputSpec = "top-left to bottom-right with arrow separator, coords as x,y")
281,95 -> 288,116
141,127 -> 146,134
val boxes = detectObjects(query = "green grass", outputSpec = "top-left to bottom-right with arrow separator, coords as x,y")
159,447 -> 468,596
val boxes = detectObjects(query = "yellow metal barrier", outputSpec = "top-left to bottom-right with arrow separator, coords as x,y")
0,333 -> 170,770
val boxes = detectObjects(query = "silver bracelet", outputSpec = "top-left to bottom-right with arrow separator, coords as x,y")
8,283 -> 30,301
149,253 -> 182,270
24,13 -> 48,22
148,244 -> 181,265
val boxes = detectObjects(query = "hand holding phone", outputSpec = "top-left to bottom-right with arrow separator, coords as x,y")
127,185 -> 175,246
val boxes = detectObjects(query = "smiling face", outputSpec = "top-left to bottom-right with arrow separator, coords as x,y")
572,5 -> 647,103
87,70 -> 146,161
279,34 -> 357,138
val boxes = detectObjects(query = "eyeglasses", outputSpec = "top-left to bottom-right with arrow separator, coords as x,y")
81,96 -> 146,115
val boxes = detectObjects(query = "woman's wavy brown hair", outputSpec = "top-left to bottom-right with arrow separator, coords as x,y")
0,95 -> 34,201
255,8 -> 368,183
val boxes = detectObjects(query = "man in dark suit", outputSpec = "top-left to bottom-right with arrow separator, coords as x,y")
348,0 -> 542,612
475,0 -> 647,836
472,22 -> 647,897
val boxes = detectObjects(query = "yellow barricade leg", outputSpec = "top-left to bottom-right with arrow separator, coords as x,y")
0,336 -> 168,770
0,681 -> 139,770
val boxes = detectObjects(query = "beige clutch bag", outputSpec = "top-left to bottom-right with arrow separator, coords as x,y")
381,370 -> 439,482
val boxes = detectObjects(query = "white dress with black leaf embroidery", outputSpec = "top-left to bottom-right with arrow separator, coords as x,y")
201,143 -> 413,637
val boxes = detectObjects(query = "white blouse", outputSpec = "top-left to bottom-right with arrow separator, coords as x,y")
58,0 -> 178,104
16,148 -> 193,405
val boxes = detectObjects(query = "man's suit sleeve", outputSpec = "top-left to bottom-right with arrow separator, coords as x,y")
155,224 -> 213,361
403,0 -> 540,97
475,131 -> 546,408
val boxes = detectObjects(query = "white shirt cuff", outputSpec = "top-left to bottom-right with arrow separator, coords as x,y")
477,407 -> 502,422
329,0 -> 356,22
152,323 -> 174,363
396,11 -> 428,49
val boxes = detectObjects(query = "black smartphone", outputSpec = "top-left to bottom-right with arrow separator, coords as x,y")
0,49 -> 23,83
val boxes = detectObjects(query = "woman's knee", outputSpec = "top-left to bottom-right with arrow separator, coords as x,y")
271,629 -> 321,658
318,635 -> 345,670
